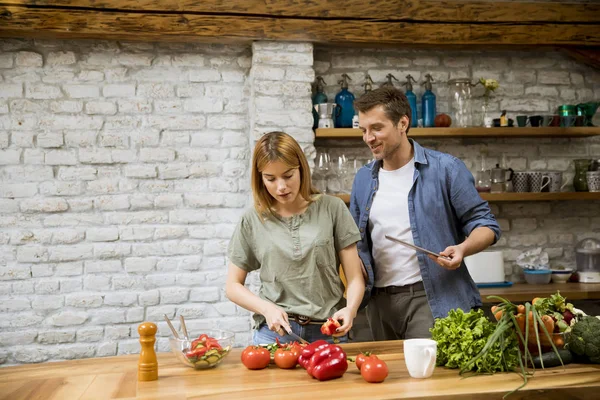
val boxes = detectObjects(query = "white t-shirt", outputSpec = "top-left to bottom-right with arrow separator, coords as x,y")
368,159 -> 422,287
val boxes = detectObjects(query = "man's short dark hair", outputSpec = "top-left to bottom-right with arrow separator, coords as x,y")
353,86 -> 412,134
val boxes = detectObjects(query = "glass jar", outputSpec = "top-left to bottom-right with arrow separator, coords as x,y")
448,79 -> 477,127
573,159 -> 591,192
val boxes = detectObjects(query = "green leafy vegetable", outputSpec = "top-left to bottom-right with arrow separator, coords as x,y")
430,308 -> 519,373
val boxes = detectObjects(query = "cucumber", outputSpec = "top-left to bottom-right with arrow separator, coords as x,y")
194,359 -> 210,368
531,349 -> 573,368
206,355 -> 220,364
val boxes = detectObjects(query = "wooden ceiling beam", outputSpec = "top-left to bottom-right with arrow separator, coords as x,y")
1,6 -> 599,47
3,0 -> 599,23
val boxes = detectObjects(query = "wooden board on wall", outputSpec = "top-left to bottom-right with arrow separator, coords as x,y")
1,6 -> 599,46
3,0 -> 600,23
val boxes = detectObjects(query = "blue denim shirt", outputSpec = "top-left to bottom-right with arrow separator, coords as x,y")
350,139 -> 501,318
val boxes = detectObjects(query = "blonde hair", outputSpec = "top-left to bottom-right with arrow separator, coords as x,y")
251,131 -> 318,219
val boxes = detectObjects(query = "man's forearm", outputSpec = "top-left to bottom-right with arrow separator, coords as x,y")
458,226 -> 496,257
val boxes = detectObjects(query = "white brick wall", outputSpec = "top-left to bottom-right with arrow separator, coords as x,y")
315,46 -> 600,282
0,39 -> 255,365
249,42 -> 316,162
2,37 -> 600,365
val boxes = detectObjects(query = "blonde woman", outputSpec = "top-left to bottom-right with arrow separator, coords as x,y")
226,131 -> 365,344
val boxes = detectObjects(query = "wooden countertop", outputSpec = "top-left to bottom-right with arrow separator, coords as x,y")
479,282 -> 600,303
1,341 -> 599,399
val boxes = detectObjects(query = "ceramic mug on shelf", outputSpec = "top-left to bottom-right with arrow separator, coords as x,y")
516,115 -> 528,127
561,115 -> 576,127
542,171 -> 567,193
404,339 -> 437,379
529,115 -> 543,127
513,171 -> 530,193
575,115 -> 586,127
587,171 -> 600,192
528,171 -> 550,192
542,115 -> 553,126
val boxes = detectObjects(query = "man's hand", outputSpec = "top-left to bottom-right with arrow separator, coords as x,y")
428,244 -> 464,270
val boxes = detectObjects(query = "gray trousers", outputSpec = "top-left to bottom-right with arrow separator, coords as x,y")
366,285 -> 434,341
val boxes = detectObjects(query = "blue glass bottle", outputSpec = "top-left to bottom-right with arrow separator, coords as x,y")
403,74 -> 418,128
421,73 -> 436,128
335,73 -> 355,128
312,76 -> 328,130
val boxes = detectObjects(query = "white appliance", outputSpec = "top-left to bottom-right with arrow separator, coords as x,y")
576,238 -> 600,283
464,250 -> 505,284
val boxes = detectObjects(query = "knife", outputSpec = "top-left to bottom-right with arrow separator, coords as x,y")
284,328 -> 309,345
385,235 -> 452,261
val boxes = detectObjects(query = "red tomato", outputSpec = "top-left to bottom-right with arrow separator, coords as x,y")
361,356 -> 388,383
241,346 -> 271,370
274,347 -> 299,369
355,352 -> 373,370
320,318 -> 341,336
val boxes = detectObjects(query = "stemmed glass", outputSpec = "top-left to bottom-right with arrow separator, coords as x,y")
313,151 -> 330,193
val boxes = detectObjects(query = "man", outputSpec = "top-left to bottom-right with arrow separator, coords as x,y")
350,86 -> 501,341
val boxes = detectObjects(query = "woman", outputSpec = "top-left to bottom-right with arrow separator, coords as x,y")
225,131 -> 365,344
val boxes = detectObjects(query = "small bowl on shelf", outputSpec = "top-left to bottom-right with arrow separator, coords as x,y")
550,269 -> 573,283
523,269 -> 552,284
169,329 -> 234,369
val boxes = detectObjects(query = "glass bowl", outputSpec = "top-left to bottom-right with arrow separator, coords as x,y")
169,329 -> 234,369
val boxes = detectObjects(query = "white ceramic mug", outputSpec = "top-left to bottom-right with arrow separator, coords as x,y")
404,338 -> 437,379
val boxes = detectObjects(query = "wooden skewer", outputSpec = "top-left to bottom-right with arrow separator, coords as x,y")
164,314 -> 180,339
179,315 -> 189,340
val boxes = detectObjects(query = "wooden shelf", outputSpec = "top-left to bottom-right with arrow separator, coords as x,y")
480,192 -> 600,201
333,192 -> 600,204
315,127 -> 600,138
479,283 -> 600,303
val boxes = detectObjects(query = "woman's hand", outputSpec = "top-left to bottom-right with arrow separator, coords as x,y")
331,307 -> 355,337
263,303 -> 292,336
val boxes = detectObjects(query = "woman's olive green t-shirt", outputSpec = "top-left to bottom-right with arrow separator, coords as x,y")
227,194 -> 361,329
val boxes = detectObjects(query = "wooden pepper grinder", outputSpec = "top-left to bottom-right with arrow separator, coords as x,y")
138,321 -> 158,381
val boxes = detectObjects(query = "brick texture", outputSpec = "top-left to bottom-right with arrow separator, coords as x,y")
314,46 -> 600,284
0,40 -> 253,364
2,38 -> 600,365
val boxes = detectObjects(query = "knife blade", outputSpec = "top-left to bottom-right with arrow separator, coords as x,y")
385,235 -> 451,261
285,328 -> 309,345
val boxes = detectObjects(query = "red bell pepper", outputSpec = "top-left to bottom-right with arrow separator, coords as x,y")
306,344 -> 348,381
298,340 -> 329,369
320,318 -> 341,336
185,346 -> 208,361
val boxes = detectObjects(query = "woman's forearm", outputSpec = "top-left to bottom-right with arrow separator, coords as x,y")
339,244 -> 365,317
225,281 -> 271,316
344,278 -> 364,317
